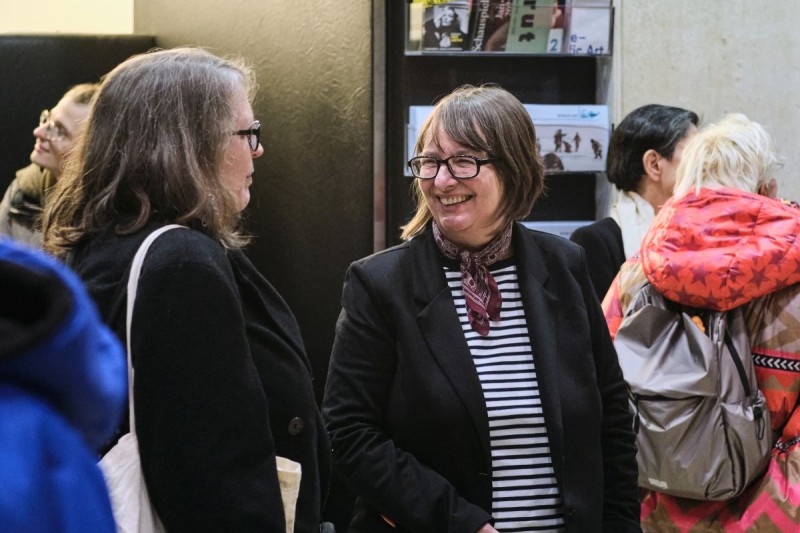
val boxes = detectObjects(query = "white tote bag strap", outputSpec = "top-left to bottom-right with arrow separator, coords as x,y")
125,224 -> 186,432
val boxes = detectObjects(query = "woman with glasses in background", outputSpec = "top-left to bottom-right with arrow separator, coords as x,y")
322,84 -> 640,532
44,47 -> 330,532
0,83 -> 98,247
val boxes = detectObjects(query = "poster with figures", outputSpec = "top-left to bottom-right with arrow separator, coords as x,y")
524,104 -> 609,172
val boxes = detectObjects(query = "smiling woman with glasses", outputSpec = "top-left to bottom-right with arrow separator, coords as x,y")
323,84 -> 641,533
43,47 -> 331,533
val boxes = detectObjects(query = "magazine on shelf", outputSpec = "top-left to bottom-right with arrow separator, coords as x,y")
407,103 -> 608,174
468,0 -> 513,52
565,0 -> 611,54
506,0 -> 557,54
526,104 -> 609,172
421,1 -> 472,51
408,1 -> 426,50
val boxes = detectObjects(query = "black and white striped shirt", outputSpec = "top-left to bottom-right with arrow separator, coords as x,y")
444,260 -> 566,532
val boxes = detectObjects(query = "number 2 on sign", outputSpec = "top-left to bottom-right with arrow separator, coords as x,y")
547,28 -> 564,53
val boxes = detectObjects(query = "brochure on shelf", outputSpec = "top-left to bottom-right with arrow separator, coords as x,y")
408,1 -> 473,51
565,0 -> 611,55
568,0 -> 610,5
468,0 -> 513,52
408,103 -> 608,174
526,104 -> 609,172
409,2 -> 426,49
506,0 -> 558,54
421,1 -> 472,51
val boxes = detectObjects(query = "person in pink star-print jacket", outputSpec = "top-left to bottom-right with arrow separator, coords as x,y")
603,113 -> 800,531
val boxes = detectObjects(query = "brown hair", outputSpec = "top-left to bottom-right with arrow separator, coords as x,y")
400,84 -> 544,241
44,47 -> 256,257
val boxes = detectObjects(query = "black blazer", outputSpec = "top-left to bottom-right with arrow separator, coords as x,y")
73,224 -> 330,533
322,223 -> 640,533
570,217 -> 626,301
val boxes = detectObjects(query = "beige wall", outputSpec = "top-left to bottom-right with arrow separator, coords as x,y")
614,0 -> 800,201
0,0 -> 133,34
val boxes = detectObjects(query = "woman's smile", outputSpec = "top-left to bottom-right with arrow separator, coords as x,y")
438,194 -> 472,206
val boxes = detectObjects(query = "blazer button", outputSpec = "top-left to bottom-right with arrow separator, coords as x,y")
288,417 -> 305,436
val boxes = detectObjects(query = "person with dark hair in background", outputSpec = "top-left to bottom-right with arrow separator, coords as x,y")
570,104 -> 698,299
323,84 -> 640,532
43,47 -> 330,532
0,238 -> 126,532
0,83 -> 98,248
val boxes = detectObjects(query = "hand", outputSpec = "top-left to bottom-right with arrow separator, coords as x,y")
476,524 -> 499,533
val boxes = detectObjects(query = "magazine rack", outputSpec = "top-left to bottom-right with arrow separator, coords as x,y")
406,2 -> 613,56
374,1 -> 614,248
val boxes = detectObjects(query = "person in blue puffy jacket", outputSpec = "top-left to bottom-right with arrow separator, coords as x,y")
0,238 -> 126,533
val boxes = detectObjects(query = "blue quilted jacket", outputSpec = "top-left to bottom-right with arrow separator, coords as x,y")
0,239 -> 126,532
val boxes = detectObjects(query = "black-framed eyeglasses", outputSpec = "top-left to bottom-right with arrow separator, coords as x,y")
407,155 -> 497,179
38,109 -> 70,143
232,120 -> 261,151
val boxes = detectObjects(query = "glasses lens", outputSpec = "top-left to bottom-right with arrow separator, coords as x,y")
410,157 -> 439,179
448,156 -> 479,178
234,121 -> 261,151
250,122 -> 261,151
38,109 -> 64,142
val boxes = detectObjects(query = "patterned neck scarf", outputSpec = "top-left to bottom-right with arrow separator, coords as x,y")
432,222 -> 513,336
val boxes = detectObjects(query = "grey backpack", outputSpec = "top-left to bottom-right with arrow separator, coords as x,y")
614,283 -> 772,500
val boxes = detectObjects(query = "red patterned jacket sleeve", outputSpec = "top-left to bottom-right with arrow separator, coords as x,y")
602,273 -> 623,340
601,257 -> 648,341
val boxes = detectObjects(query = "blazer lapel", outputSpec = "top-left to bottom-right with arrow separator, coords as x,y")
513,224 -> 565,472
410,232 -> 492,465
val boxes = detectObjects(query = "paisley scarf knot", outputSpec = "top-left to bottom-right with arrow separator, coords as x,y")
433,222 -> 512,336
